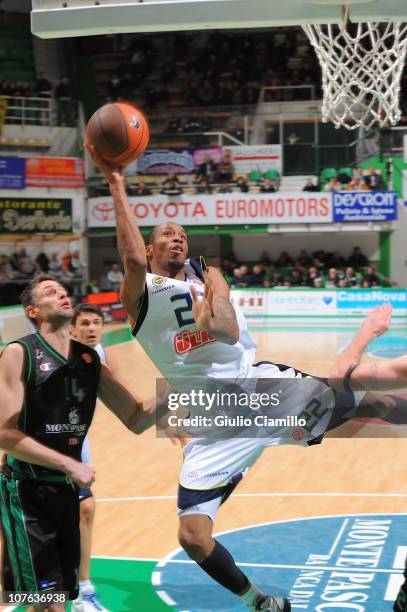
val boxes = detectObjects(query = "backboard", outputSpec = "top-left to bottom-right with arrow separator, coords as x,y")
30,0 -> 407,39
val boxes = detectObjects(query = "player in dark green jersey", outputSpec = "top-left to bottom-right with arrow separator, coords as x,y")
0,274 -> 155,611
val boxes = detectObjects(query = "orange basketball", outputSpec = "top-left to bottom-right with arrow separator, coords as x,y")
85,102 -> 149,167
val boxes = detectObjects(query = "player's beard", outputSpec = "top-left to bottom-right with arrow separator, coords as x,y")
168,258 -> 184,271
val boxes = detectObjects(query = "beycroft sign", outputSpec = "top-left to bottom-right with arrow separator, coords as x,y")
333,191 -> 398,222
88,192 -> 332,227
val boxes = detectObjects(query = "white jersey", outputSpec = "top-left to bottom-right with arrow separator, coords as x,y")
94,342 -> 107,365
133,268 -> 257,384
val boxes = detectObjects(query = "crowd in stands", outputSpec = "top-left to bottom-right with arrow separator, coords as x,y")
0,248 -> 87,305
116,162 -> 385,198
0,72 -> 74,125
222,247 -> 395,289
103,29 -> 321,110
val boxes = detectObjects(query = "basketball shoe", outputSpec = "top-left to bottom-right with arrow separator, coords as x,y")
71,591 -> 109,612
247,594 -> 291,611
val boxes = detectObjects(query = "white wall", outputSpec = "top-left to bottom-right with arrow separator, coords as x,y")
232,232 -> 380,263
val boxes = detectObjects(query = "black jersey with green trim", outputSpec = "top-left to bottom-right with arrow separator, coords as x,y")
6,332 -> 100,479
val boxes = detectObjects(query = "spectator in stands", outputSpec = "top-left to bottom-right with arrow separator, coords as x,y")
107,263 -> 124,291
275,251 -> 293,268
259,178 -> 276,193
196,178 -> 213,194
303,178 -> 319,192
71,249 -> 87,277
35,252 -> 50,273
230,267 -> 247,288
133,181 -> 152,196
36,71 -> 53,124
216,150 -> 235,184
343,266 -> 358,287
260,251 -> 272,267
305,266 -> 322,287
49,252 -> 62,276
161,180 -> 183,196
287,268 -> 303,287
325,267 -> 339,288
162,172 -> 181,186
337,168 -> 352,186
54,77 -> 72,126
194,156 -> 218,184
348,246 -> 368,269
221,258 -> 235,277
324,177 -> 341,192
346,175 -> 369,191
16,248 -> 34,274
36,71 -> 53,98
270,271 -> 284,287
248,264 -> 265,287
298,249 -> 312,267
0,255 -> 17,279
365,168 -> 384,191
313,277 -> 324,288
363,265 -> 381,287
236,176 -> 249,193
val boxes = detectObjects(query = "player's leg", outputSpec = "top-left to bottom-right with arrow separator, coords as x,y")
79,495 -> 96,582
177,442 -> 291,612
71,489 -> 108,612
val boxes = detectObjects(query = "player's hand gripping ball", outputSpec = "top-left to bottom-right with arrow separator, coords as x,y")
85,102 -> 149,167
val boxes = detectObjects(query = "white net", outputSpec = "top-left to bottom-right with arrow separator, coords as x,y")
303,19 -> 407,130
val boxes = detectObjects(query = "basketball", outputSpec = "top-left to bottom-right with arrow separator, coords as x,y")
85,102 -> 149,166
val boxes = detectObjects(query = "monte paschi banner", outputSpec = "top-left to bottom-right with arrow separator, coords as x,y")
88,192 -> 332,227
0,198 -> 72,234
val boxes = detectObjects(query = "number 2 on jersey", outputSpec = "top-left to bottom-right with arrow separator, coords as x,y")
170,292 -> 194,328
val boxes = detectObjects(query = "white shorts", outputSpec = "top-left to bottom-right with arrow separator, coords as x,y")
177,361 -> 365,519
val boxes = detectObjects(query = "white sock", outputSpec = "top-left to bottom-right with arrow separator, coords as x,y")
240,582 -> 266,607
79,579 -> 94,595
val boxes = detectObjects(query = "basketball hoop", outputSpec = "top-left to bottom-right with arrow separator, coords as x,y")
303,4 -> 407,130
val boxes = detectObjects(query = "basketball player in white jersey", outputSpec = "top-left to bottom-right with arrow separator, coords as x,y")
70,304 -> 110,612
86,144 -> 407,612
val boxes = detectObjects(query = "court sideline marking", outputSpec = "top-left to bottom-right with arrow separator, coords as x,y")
96,491 -> 407,502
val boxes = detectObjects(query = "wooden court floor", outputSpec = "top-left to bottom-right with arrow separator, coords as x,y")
88,324 -> 407,561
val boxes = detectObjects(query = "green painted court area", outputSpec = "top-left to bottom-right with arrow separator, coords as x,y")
70,558 -> 169,611
13,558 -> 169,611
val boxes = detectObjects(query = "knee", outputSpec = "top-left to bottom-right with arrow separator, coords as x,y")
80,497 -> 95,524
178,523 -> 212,560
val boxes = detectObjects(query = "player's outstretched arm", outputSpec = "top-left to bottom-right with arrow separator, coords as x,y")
97,363 -> 155,434
0,344 -> 95,488
85,143 -> 147,326
191,267 -> 239,345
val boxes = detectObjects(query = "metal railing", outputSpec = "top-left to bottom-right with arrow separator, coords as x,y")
1,95 -> 78,127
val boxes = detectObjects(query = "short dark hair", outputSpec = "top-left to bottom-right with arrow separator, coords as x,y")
20,274 -> 65,308
72,303 -> 104,325
144,223 -> 188,247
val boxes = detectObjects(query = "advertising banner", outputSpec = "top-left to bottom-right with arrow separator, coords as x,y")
403,169 -> 407,206
0,157 -> 25,189
231,289 -> 407,318
0,197 -> 72,234
88,192 -> 333,227
336,289 -> 407,314
333,191 -> 398,222
228,145 -> 282,173
132,148 -> 195,175
25,157 -> 84,188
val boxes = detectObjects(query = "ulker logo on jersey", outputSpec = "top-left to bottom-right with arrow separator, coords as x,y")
152,276 -> 167,285
174,329 -> 216,354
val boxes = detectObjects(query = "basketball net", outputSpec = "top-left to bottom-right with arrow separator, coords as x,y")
303,5 -> 407,130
